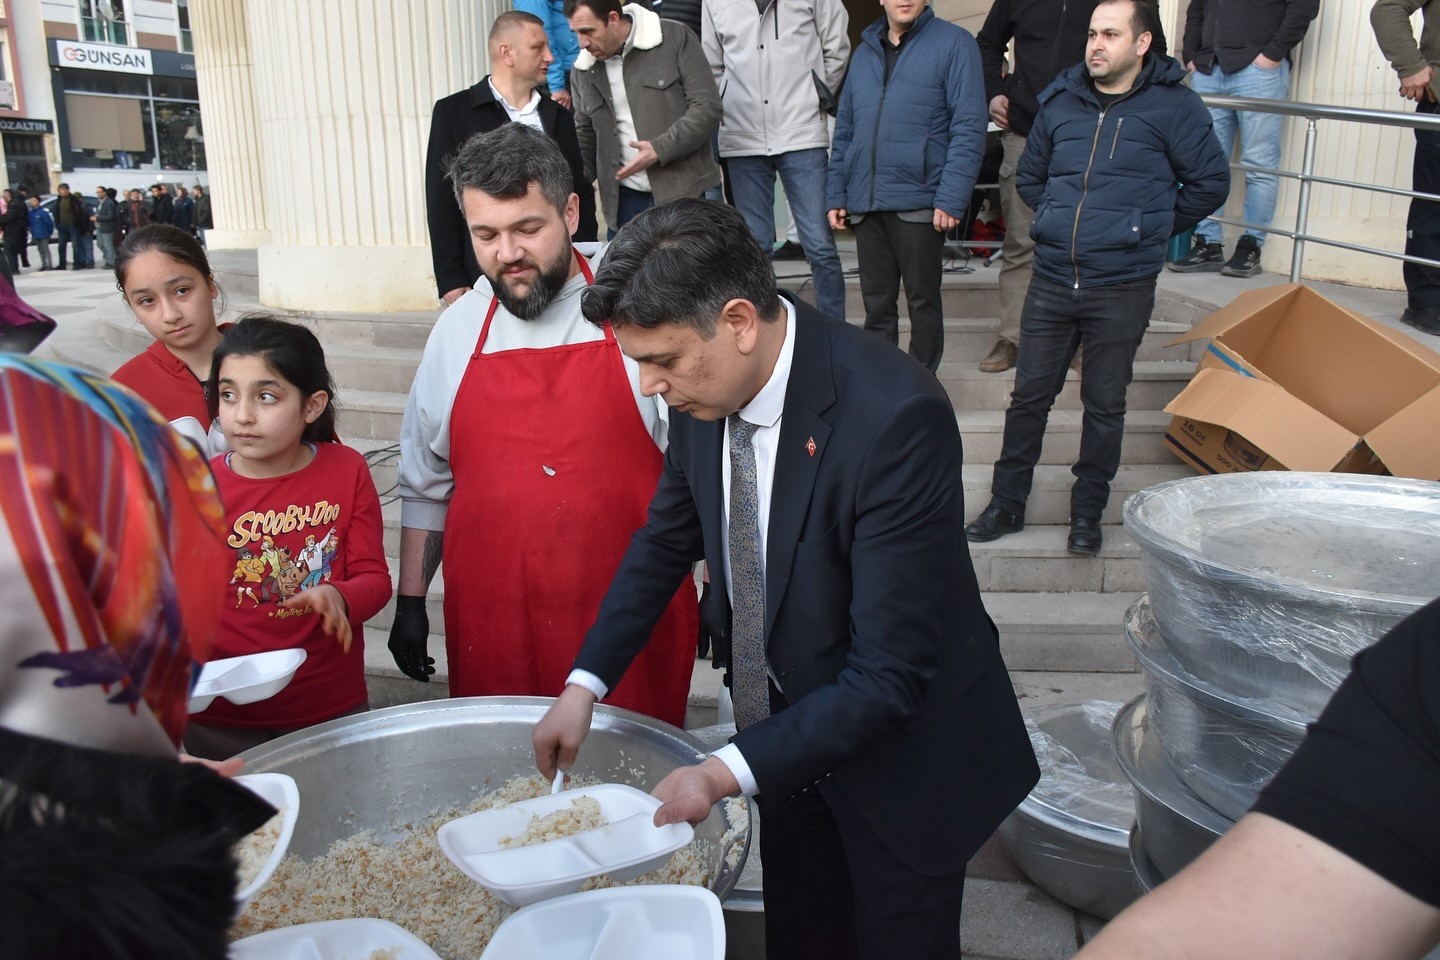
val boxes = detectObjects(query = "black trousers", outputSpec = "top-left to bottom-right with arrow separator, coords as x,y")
1406,98 -> 1440,309
756,686 -> 967,960
855,212 -> 946,373
991,274 -> 1153,521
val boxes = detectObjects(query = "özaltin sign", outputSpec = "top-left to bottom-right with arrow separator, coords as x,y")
54,40 -> 153,75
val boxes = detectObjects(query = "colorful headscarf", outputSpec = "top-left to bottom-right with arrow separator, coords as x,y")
0,356 -> 227,754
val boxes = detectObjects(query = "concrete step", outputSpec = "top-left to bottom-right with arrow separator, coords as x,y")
968,523 -> 1145,593
963,462 -> 1191,525
957,408 -> 1174,466
873,316 -> 1203,365
940,358 -> 1193,411
985,591 -> 1142,673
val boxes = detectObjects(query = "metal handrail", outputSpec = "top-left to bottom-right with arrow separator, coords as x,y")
1196,93 -> 1440,282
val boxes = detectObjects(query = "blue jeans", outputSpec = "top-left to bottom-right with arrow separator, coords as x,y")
608,186 -> 654,239
991,275 -> 1154,521
726,148 -> 846,320
1190,60 -> 1290,245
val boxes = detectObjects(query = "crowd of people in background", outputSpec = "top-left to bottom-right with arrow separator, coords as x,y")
0,180 -> 213,276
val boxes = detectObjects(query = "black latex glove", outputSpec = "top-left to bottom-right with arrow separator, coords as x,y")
387,595 -> 435,681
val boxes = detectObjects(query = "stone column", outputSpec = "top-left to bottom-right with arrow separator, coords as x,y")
191,0 -> 270,250
246,0 -> 500,312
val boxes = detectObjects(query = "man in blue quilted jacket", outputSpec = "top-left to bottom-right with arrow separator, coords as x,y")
825,0 -> 987,373
966,0 -> 1228,556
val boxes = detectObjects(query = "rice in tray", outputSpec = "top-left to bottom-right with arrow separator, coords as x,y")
498,795 -> 606,849
233,774 -> 744,960
235,810 -> 284,889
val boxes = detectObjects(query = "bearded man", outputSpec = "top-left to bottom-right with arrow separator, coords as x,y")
389,124 -> 697,725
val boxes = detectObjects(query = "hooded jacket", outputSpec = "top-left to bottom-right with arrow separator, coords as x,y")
1017,55 -> 1230,288
702,0 -> 850,157
571,4 -> 721,224
826,8 -> 987,217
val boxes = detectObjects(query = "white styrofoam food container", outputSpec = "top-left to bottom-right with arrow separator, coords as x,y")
234,772 -> 300,911
230,918 -> 441,959
437,783 -> 694,907
188,648 -> 307,713
481,885 -> 725,960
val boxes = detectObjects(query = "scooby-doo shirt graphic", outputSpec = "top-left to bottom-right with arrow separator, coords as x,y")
227,504 -> 342,617
195,443 -> 392,730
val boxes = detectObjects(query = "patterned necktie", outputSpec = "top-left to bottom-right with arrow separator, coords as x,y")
727,414 -> 769,730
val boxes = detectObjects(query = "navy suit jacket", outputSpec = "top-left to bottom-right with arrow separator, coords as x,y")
574,298 -> 1038,874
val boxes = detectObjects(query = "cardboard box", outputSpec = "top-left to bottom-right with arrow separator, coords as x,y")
1163,284 -> 1440,481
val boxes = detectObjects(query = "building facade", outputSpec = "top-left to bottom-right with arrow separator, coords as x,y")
0,0 -> 206,197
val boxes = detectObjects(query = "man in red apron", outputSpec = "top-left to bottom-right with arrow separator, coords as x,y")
388,123 -> 696,728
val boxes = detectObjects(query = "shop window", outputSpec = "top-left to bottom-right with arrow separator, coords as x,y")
66,93 -> 151,169
152,101 -> 204,171
79,0 -> 130,46
61,70 -> 148,97
150,76 -> 199,100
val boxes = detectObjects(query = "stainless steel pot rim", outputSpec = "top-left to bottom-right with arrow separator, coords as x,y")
1128,824 -> 1166,893
1111,695 -> 1235,837
1123,473 -> 1440,613
1013,799 -> 1131,848
1126,596 -> 1311,733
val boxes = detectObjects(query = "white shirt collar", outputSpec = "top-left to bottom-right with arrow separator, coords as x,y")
488,77 -> 542,118
735,298 -> 795,428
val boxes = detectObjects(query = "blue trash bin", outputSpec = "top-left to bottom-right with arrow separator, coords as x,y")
1168,228 -> 1196,262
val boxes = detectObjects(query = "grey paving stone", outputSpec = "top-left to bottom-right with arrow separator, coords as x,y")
961,878 -> 1081,960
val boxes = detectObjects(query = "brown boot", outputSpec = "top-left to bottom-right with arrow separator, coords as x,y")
979,338 -> 1017,373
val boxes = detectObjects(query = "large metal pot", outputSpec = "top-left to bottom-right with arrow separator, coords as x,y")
236,698 -> 752,899
1124,473 -> 1440,717
997,701 -> 1136,919
1127,598 -> 1308,820
1112,695 -> 1233,879
1128,826 -> 1165,896
689,723 -> 765,960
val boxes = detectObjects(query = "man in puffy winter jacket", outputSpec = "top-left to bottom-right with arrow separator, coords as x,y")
965,0 -> 1227,557
825,0 -> 986,373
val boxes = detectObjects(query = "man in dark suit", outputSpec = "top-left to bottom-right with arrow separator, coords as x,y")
425,10 -> 598,305
534,198 -> 1038,959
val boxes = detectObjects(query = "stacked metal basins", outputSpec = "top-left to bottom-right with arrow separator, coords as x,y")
1114,473 -> 1440,889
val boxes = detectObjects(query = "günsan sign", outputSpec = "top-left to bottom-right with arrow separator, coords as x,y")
55,40 -> 153,75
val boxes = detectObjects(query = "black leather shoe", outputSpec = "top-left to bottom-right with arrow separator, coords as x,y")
966,503 -> 1024,542
1400,306 -> 1440,335
1067,516 -> 1102,555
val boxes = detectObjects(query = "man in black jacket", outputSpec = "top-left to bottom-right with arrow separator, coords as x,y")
966,0 -> 1227,556
425,10 -> 598,305
975,0 -> 1165,373
148,185 -> 173,225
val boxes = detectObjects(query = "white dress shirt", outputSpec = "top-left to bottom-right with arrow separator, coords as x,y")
604,22 -> 652,193
568,300 -> 797,798
488,78 -> 545,132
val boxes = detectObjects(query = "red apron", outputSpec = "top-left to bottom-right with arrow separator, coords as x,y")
444,251 -> 697,727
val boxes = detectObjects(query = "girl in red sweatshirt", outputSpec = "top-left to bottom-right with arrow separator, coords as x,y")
184,315 -> 392,760
111,225 -> 228,425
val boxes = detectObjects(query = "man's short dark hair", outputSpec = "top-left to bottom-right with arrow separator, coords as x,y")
490,9 -> 545,43
583,198 -> 782,336
562,0 -> 623,20
445,124 -> 574,213
1097,0 -> 1160,45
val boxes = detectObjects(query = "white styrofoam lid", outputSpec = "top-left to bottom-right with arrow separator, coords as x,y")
481,885 -> 725,960
233,772 -> 300,911
230,918 -> 441,959
188,648 -> 307,713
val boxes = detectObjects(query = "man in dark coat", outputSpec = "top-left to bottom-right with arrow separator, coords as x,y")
535,198 -> 1038,960
965,0 -> 1228,556
148,185 -> 173,225
425,10 -> 598,305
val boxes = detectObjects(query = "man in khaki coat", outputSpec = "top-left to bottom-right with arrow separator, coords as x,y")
566,0 -> 721,234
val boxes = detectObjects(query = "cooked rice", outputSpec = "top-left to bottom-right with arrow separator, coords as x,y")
232,774 -> 739,959
498,795 -> 606,849
235,810 -> 284,889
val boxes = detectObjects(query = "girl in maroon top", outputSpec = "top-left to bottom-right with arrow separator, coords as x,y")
111,225 -> 228,425
184,316 -> 392,760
